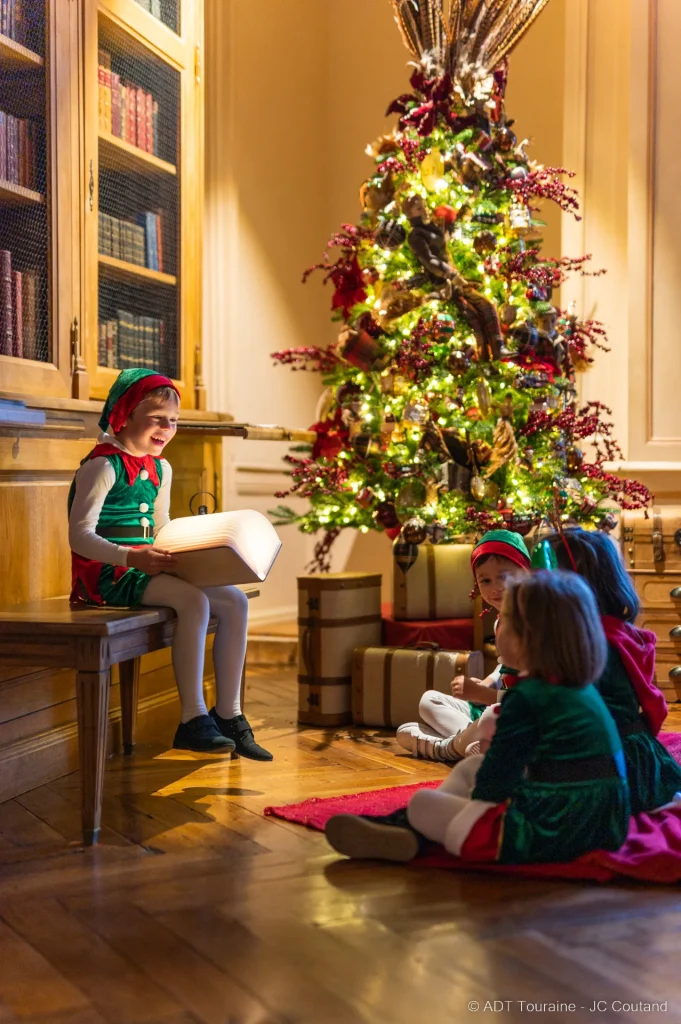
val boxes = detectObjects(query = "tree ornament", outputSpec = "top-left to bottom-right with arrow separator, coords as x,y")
402,516 -> 428,545
476,377 -> 491,417
360,174 -> 395,219
440,461 -> 472,495
495,125 -> 517,152
450,278 -> 504,361
391,422 -> 407,444
396,477 -> 427,512
338,326 -> 384,371
352,432 -> 376,459
580,496 -> 598,515
379,287 -> 424,322
402,195 -> 454,284
509,203 -> 532,235
403,401 -> 429,424
448,348 -> 473,375
509,321 -> 538,355
510,165 -> 529,180
428,521 -> 447,544
393,538 -> 419,574
471,475 -> 487,501
598,512 -> 618,532
420,148 -> 445,191
356,487 -> 374,509
374,501 -> 399,529
314,387 -> 334,423
441,428 -> 470,467
485,417 -> 518,477
420,421 -> 451,459
500,303 -> 518,325
375,220 -> 406,250
432,312 -> 456,338
471,438 -> 493,466
473,230 -> 497,255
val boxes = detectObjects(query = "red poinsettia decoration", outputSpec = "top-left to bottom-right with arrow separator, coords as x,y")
329,255 -> 367,317
310,408 -> 348,461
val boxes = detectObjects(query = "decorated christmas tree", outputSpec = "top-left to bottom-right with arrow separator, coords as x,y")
272,0 -> 650,571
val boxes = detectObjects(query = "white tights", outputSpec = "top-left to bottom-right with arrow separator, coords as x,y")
407,754 -> 484,844
141,574 -> 249,723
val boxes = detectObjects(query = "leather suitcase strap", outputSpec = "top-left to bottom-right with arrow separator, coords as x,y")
383,650 -> 395,727
298,614 -> 381,628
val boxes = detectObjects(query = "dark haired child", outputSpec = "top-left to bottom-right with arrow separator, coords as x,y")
326,571 -> 630,864
549,527 -> 681,814
396,529 -> 530,762
68,368 -> 272,759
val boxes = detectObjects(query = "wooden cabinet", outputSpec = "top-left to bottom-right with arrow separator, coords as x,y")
0,0 -> 204,409
0,0 -> 82,398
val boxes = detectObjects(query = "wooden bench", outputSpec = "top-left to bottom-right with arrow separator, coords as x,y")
0,591 -> 259,846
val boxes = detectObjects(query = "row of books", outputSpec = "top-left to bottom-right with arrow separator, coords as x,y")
98,51 -> 160,158
0,251 -> 38,360
98,211 -> 164,272
98,312 -> 168,373
1,0 -> 35,49
0,110 -> 37,191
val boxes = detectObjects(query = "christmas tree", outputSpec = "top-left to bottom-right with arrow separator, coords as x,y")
272,0 -> 650,571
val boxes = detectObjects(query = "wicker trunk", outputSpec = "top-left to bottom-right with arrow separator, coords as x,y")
297,573 -> 382,726
393,542 -> 474,620
621,507 -> 681,701
351,646 -> 484,727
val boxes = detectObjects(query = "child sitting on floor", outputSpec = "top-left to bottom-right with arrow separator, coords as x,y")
549,528 -> 681,814
395,529 -> 531,762
325,571 -> 630,864
68,368 -> 272,760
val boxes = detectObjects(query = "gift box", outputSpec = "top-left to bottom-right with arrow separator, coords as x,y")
352,646 -> 484,727
297,573 -> 382,726
393,542 -> 473,620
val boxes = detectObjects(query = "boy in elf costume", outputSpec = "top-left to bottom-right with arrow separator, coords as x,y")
68,368 -> 272,759
396,529 -> 531,762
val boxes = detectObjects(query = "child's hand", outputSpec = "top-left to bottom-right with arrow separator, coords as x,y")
127,546 -> 177,576
451,675 -> 483,699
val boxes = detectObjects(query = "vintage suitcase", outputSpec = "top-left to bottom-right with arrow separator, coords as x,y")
393,542 -> 474,620
297,573 -> 382,726
621,507 -> 681,701
351,645 -> 484,727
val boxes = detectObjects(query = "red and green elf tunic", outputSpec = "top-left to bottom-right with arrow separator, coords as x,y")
68,369 -> 179,608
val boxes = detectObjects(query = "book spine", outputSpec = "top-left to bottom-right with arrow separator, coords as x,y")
7,115 -> 17,183
106,319 -> 114,368
111,319 -> 119,368
155,212 -> 163,272
18,119 -> 26,187
111,73 -> 121,138
0,250 -> 12,356
153,318 -> 160,371
135,224 -> 145,267
159,319 -> 165,376
0,112 -> 6,182
151,0 -> 161,20
136,88 -> 146,152
21,269 -> 36,360
127,85 -> 135,145
152,100 -> 159,157
27,119 -> 34,189
111,216 -> 121,261
11,270 -> 22,357
98,321 -> 106,366
145,92 -> 153,155
1,1 -> 7,39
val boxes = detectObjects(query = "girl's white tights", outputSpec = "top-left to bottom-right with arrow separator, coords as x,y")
141,574 -> 249,723
407,754 -> 484,844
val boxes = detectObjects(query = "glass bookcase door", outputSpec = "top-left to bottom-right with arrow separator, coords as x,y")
0,0 -> 80,397
85,0 -> 202,407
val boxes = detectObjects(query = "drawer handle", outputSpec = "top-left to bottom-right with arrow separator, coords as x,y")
670,627 -> 681,639
670,667 -> 681,679
671,587 -> 681,599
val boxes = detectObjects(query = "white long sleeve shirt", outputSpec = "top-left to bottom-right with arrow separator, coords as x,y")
69,433 -> 171,567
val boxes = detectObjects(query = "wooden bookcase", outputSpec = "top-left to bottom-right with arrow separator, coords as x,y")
0,0 -> 204,409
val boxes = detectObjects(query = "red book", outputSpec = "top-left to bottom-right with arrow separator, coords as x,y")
111,73 -> 121,138
11,270 -> 22,357
145,92 -> 153,154
22,270 -> 37,360
0,251 -> 12,356
136,88 -> 146,152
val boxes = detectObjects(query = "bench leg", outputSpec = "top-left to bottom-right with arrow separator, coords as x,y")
76,669 -> 110,847
120,658 -> 141,755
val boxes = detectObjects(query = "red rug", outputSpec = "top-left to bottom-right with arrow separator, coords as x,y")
264,731 -> 681,884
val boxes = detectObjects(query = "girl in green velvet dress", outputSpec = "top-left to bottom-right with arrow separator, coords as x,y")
549,528 -> 681,815
325,571 -> 630,864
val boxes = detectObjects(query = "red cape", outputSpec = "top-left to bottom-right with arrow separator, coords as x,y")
601,615 -> 666,735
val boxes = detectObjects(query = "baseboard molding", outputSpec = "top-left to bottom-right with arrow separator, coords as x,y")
248,604 -> 297,630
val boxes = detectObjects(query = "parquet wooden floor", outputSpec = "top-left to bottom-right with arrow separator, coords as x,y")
0,671 -> 679,1024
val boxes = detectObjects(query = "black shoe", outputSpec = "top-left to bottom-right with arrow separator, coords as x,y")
209,709 -> 273,761
362,808 -> 431,856
173,714 -> 236,753
325,813 -> 420,862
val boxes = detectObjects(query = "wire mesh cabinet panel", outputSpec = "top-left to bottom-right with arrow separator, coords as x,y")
84,0 -> 203,407
0,0 -> 82,398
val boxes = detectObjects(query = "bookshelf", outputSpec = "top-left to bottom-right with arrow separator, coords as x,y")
0,180 -> 45,207
0,33 -> 45,71
85,0 -> 203,403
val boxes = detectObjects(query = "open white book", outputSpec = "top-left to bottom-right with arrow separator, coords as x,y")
155,510 -> 282,588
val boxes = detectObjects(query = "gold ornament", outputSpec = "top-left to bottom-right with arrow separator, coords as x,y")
484,417 -> 518,477
420,149 -> 445,191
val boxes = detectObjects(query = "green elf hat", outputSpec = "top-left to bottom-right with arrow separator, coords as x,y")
98,368 -> 180,434
471,529 -> 531,574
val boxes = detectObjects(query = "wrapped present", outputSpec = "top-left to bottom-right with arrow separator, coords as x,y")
352,645 -> 484,727
298,573 -> 382,726
393,542 -> 473,620
155,510 -> 281,587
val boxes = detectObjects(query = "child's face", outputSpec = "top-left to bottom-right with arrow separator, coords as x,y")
117,397 -> 179,457
475,554 -> 525,611
495,597 -> 528,673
